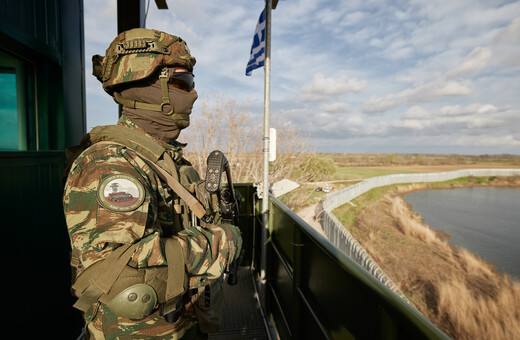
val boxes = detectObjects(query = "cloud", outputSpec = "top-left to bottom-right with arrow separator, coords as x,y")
300,73 -> 367,102
303,102 -> 520,152
437,103 -> 498,117
361,45 -> 492,114
319,102 -> 352,113
389,103 -> 519,137
494,17 -> 520,43
361,79 -> 473,114
401,106 -> 429,119
396,76 -> 416,83
492,17 -> 520,68
445,47 -> 492,79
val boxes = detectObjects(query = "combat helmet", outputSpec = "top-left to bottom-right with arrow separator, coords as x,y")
93,28 -> 195,93
92,28 -> 196,116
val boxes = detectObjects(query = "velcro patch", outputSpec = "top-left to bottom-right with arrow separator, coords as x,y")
98,174 -> 145,212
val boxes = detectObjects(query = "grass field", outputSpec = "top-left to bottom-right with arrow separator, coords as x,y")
331,166 -> 420,180
324,152 -> 520,168
280,153 -> 520,210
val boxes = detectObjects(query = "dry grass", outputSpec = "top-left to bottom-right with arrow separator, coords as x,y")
349,191 -> 520,339
390,196 -> 441,244
435,278 -> 520,339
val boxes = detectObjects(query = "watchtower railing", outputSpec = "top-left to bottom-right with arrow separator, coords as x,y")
254,193 -> 449,340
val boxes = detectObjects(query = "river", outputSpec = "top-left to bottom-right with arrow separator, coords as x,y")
403,187 -> 520,279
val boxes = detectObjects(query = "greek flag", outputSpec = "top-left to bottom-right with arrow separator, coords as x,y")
245,9 -> 266,76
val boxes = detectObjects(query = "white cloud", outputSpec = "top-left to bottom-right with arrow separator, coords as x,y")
437,103 -> 498,116
402,106 -> 429,119
435,81 -> 473,96
389,104 -> 520,136
300,73 -> 367,102
319,102 -> 352,113
361,79 -> 473,114
306,102 -> 520,153
396,76 -> 416,83
492,17 -> 520,68
494,16 -> 520,43
361,45 -> 492,114
445,47 -> 492,79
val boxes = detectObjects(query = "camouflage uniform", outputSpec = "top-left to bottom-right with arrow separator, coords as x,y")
64,115 -> 242,339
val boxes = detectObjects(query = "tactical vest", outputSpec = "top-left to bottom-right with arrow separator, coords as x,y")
67,125 -> 217,320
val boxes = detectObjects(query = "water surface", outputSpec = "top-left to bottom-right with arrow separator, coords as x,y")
403,187 -> 520,278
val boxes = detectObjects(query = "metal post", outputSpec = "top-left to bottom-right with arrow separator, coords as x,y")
117,0 -> 145,34
116,0 -> 145,117
260,0 -> 272,299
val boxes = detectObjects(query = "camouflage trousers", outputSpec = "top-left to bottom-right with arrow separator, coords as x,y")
83,300 -> 208,340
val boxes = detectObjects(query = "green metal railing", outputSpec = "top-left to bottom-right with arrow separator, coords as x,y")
243,192 -> 450,340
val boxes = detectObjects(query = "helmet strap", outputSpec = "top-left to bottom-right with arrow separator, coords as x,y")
113,67 -> 191,124
114,67 -> 177,117
158,68 -> 174,115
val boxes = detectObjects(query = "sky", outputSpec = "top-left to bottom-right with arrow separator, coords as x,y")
84,0 -> 520,155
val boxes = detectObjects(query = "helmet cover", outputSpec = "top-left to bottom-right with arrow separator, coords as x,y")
92,28 -> 196,94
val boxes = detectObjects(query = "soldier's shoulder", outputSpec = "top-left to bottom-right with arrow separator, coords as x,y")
79,142 -> 126,161
70,142 -> 130,174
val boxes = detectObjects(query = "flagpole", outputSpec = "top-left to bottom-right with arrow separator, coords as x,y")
260,0 -> 271,299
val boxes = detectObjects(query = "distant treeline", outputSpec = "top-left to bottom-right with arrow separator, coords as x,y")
325,153 -> 520,167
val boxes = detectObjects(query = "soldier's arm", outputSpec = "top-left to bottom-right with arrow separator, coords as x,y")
175,223 -> 242,289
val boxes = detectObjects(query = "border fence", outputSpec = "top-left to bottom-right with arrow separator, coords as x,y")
315,169 -> 520,302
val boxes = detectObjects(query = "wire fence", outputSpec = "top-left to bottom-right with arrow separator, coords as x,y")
315,169 -> 520,303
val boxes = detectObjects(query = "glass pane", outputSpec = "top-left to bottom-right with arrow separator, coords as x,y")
0,69 -> 18,150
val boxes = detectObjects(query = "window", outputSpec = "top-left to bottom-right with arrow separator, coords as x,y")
0,50 -> 28,150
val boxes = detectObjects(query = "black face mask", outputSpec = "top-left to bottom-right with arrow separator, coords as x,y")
118,74 -> 198,144
165,86 -> 198,128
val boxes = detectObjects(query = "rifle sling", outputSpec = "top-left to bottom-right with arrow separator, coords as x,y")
147,152 -> 207,220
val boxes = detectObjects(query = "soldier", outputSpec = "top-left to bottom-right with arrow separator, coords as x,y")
63,28 -> 242,339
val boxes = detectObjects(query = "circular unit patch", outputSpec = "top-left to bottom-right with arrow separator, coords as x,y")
98,174 -> 145,212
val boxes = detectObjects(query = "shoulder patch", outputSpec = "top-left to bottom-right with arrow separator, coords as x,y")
98,174 -> 146,212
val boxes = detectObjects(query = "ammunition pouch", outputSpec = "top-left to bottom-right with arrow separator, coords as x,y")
107,284 -> 158,319
72,238 -> 186,319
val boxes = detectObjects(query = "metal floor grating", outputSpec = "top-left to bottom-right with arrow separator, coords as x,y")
209,267 -> 270,340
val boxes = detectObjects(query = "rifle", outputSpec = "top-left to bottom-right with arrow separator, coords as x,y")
205,150 -> 241,285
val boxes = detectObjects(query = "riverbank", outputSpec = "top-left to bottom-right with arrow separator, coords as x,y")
334,176 -> 520,339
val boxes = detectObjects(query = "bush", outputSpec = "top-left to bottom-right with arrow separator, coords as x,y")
301,155 -> 337,182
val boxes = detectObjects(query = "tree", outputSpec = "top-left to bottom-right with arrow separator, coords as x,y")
179,94 -> 322,185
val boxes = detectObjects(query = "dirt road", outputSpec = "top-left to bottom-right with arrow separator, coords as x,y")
296,204 -> 326,236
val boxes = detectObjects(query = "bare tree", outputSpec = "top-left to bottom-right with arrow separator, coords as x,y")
179,94 -> 318,184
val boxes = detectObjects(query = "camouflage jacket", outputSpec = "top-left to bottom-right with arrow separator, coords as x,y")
63,116 -> 241,339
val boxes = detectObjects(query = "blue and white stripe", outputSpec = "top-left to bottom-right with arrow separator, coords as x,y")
245,9 -> 266,76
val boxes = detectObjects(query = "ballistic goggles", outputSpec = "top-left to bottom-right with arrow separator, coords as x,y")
169,71 -> 195,91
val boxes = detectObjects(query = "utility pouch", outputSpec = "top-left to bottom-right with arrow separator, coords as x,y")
72,238 -> 186,319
